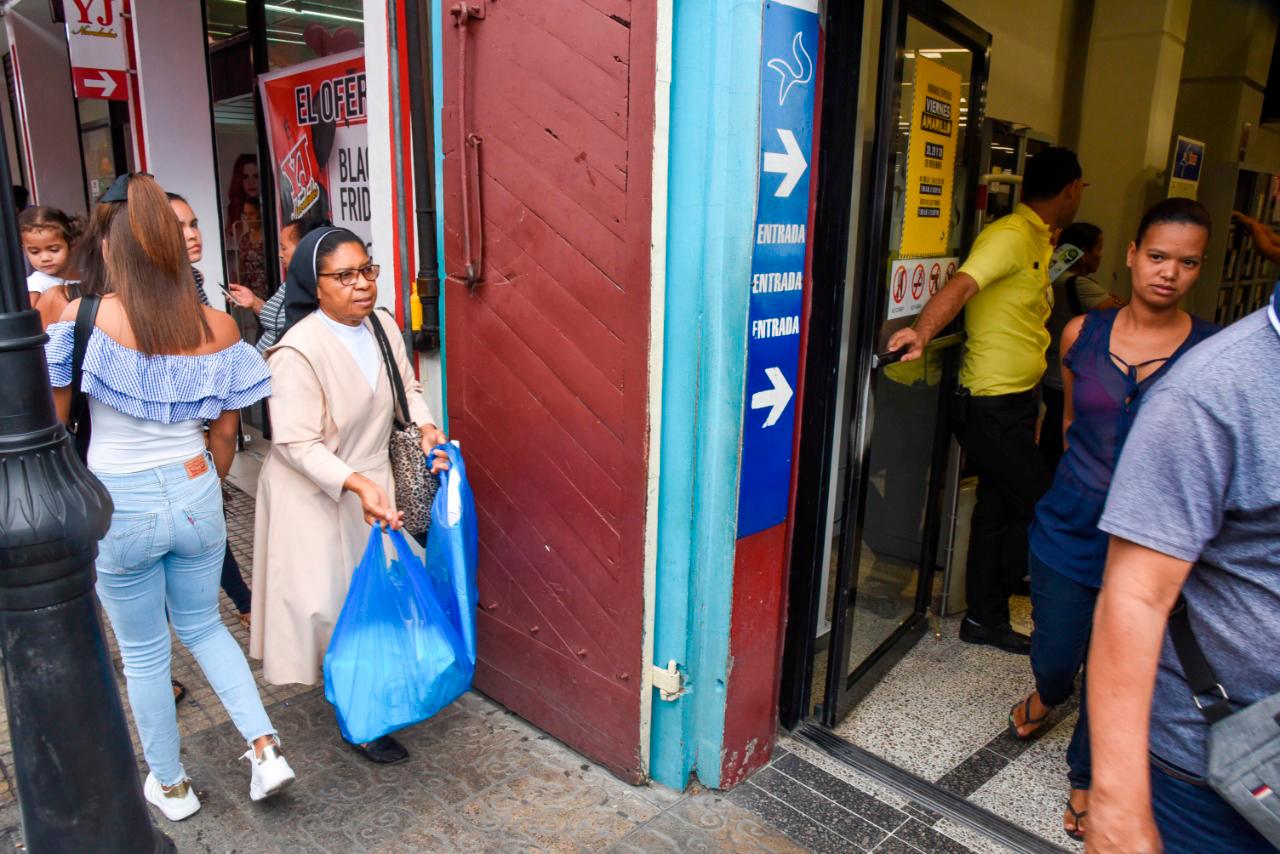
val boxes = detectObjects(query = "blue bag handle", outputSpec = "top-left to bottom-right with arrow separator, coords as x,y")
430,442 -> 463,485
383,525 -> 417,566
427,442 -> 478,664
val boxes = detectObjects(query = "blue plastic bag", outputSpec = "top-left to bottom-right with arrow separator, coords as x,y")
324,443 -> 478,744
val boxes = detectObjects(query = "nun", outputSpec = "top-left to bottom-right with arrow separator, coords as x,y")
250,227 -> 446,764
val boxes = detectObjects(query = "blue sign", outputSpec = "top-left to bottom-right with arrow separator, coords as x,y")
1173,136 -> 1204,183
737,0 -> 819,538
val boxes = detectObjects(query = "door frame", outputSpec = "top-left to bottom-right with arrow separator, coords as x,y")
780,0 -> 991,730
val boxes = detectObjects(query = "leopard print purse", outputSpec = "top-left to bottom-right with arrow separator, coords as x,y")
369,315 -> 439,536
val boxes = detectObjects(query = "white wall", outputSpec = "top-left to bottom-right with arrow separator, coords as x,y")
949,0 -> 1079,140
363,0 -> 396,317
5,1 -> 85,215
363,0 -> 444,422
1075,0 -> 1191,292
131,0 -> 225,305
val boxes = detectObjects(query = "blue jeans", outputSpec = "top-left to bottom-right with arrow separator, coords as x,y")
1150,760 -> 1275,853
1029,549 -> 1098,790
94,453 -> 275,786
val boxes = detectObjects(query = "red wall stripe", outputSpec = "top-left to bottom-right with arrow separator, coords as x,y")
122,0 -> 146,172
385,0 -> 416,332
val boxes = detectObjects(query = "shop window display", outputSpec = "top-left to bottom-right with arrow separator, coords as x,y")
202,1 -> 366,435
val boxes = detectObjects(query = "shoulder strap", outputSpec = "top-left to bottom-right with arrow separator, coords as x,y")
69,295 -> 101,460
1066,304 -> 1100,358
1065,275 -> 1085,316
1168,597 -> 1234,724
367,311 -> 411,428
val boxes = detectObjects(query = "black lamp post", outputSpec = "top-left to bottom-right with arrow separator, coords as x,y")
0,163 -> 172,846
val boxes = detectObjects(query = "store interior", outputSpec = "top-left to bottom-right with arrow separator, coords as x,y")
785,0 -> 1280,849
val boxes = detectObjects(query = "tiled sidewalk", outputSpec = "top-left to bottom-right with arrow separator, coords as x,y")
1,688 -> 809,853
0,475 -> 1022,852
0,481 -> 809,852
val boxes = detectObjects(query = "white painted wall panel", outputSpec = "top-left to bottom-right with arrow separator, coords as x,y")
131,0 -> 224,305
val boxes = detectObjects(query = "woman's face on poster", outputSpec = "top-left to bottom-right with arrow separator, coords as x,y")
243,201 -> 262,230
242,163 -> 260,197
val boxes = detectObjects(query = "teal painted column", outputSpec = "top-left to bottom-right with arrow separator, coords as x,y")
649,0 -> 764,791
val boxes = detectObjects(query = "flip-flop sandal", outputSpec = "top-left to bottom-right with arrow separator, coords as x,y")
1064,800 -> 1087,841
1007,694 -> 1048,740
171,679 -> 187,705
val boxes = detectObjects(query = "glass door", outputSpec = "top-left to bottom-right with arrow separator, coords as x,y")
820,0 -> 989,724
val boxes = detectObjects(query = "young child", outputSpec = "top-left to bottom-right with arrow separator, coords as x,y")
20,206 -> 80,312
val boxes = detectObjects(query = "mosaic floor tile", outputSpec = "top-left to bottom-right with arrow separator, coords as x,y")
728,782 -> 870,853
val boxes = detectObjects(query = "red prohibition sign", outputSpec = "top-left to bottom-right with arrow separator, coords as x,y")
946,261 -> 957,280
892,267 -> 907,303
928,263 -> 942,296
911,264 -> 926,301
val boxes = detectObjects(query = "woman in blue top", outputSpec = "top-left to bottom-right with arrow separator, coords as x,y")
45,174 -> 296,822
1006,198 -> 1218,842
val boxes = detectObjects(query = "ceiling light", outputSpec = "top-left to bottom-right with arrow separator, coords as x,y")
266,3 -> 362,23
220,0 -> 363,24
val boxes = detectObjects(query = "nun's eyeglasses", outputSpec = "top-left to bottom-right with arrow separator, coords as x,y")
318,264 -> 380,287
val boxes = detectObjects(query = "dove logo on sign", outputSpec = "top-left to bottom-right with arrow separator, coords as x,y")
767,32 -> 813,106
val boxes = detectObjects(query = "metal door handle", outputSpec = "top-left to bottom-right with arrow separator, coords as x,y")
872,347 -> 907,369
872,332 -> 966,369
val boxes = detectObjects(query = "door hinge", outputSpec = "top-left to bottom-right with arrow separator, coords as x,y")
652,660 -> 686,701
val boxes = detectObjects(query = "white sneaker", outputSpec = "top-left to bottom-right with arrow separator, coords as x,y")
144,772 -> 201,821
243,740 -> 296,802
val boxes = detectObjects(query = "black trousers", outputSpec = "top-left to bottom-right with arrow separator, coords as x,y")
954,390 -> 1051,628
1038,383 -> 1065,470
219,543 -> 252,615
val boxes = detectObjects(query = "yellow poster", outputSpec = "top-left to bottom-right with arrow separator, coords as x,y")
899,57 -> 961,258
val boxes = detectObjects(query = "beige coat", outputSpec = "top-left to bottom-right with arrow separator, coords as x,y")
250,310 -> 435,686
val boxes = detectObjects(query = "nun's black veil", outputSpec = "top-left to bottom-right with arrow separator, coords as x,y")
279,226 -> 364,339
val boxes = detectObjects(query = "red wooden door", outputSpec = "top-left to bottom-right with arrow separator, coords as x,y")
440,0 -> 657,782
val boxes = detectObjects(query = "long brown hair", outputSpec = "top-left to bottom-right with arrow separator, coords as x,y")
103,174 -> 211,354
70,203 -> 112,298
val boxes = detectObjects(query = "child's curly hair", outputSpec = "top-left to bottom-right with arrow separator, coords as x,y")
18,205 -> 83,248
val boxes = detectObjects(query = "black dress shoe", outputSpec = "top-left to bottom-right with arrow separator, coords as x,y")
959,618 -> 1031,655
349,735 -> 409,764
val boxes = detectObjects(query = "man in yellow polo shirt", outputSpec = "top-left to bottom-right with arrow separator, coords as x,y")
888,147 -> 1085,654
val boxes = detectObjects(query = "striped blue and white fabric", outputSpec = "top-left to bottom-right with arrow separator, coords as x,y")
256,287 -> 287,353
192,266 -> 210,306
45,321 -> 270,423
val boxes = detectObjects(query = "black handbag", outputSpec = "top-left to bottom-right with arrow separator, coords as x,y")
367,313 -> 437,535
67,294 -> 102,464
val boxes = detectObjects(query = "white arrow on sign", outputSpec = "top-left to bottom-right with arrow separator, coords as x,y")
751,366 -> 794,428
763,129 -> 807,198
83,71 -> 118,98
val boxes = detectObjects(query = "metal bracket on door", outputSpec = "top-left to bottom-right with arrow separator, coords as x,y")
449,0 -> 489,22
652,660 -> 686,701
